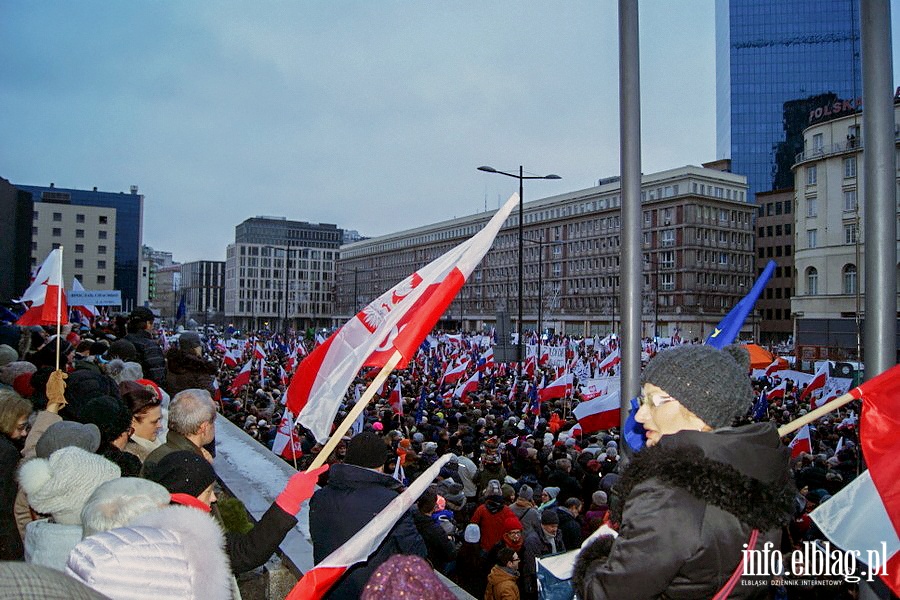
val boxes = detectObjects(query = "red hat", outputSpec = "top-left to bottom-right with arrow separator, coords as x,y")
13,372 -> 34,398
503,516 -> 523,532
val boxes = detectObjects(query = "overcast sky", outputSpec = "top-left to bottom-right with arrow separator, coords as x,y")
2,2 -> 898,263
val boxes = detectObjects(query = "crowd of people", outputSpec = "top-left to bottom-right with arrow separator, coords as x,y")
0,308 -> 865,599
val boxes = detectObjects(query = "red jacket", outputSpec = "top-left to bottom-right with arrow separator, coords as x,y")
470,502 -> 515,552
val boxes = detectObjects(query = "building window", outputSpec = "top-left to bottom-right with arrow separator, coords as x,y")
75,259 -> 84,268
32,211 -> 38,221
843,156 -> 857,178
661,229 -> 675,247
98,230 -> 108,240
53,212 -> 62,222
31,242 -> 37,251
99,215 -> 108,225
32,226 -> 37,235
843,190 -> 857,211
807,166 -> 817,186
844,224 -> 858,244
52,228 -> 61,237
97,260 -> 107,269
75,244 -> 84,254
807,229 -> 818,248
97,275 -> 106,285
76,214 -> 85,223
807,267 -> 819,295
784,200 -> 792,214
843,264 -> 857,294
76,229 -> 85,238
807,197 -> 817,217
812,133 -> 823,151
98,245 -> 107,255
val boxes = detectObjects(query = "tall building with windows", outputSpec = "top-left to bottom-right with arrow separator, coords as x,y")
790,100 -> 900,366
16,183 -> 144,310
224,217 -> 342,331
181,260 -> 225,327
338,165 -> 756,341
716,0 -> 861,202
755,189 -> 796,343
0,177 -> 34,303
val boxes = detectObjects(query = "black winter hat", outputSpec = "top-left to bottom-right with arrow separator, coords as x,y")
62,369 -> 120,421
79,395 -> 132,445
641,344 -> 752,429
106,339 -> 137,361
541,509 -> 560,525
145,451 -> 216,497
345,431 -> 391,469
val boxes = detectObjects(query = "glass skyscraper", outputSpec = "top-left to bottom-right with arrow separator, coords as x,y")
716,0 -> 862,201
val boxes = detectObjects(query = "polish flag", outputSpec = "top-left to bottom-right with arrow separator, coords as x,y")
596,349 -> 620,374
387,380 -> 403,415
272,408 -> 303,461
538,346 -> 550,365
573,390 -> 621,434
766,380 -> 788,400
788,424 -> 812,459
508,377 -> 518,403
286,455 -> 453,599
811,365 -> 900,596
523,355 -> 536,378
211,378 -> 222,406
440,360 -> 471,385
70,277 -> 99,323
764,357 -> 790,376
799,362 -> 830,403
16,248 -> 68,326
539,372 -> 573,402
279,366 -> 290,387
229,360 -> 253,394
477,347 -> 495,372
286,195 -> 518,443
223,348 -> 242,368
812,375 -> 853,410
254,343 -> 267,361
454,371 -> 480,403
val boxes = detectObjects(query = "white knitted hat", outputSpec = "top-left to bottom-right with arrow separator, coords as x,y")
18,447 -> 120,525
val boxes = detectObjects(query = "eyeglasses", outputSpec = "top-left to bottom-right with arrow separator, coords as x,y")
639,391 -> 675,408
15,422 -> 30,433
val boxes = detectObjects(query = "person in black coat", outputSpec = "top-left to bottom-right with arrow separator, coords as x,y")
123,307 -> 166,386
412,486 -> 457,573
573,345 -> 795,600
556,497 -> 584,551
0,390 -> 32,560
309,432 -> 427,599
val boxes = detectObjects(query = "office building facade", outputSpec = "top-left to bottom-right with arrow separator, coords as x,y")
716,0 -> 862,201
181,260 -> 226,327
338,165 -> 757,341
755,188 -> 796,342
0,177 -> 34,304
16,183 -> 144,310
224,217 -> 342,331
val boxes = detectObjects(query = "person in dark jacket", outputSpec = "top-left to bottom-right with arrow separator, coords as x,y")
573,345 -> 795,600
556,497 -> 583,550
123,307 -> 166,386
521,509 -> 565,600
164,332 -> 217,397
309,431 -> 427,599
0,389 -> 32,560
412,486 -> 457,573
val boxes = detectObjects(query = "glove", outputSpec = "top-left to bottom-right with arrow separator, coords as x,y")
45,370 -> 68,414
275,464 -> 329,515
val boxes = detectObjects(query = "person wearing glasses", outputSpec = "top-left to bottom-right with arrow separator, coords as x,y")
486,546 -> 521,600
574,345 -> 795,599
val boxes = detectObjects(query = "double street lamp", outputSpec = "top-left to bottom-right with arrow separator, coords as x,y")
477,165 -> 560,373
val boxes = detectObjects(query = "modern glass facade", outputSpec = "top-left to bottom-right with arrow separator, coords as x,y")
716,0 -> 861,201
16,184 -> 144,309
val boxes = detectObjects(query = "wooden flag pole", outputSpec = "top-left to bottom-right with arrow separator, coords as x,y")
777,391 -> 856,438
307,350 -> 403,472
55,246 -> 64,372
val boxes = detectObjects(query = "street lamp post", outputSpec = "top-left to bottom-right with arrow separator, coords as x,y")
478,165 -> 560,375
524,236 -> 564,373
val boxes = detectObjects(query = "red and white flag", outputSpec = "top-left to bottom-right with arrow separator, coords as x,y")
788,424 -> 812,459
508,377 -> 518,403
387,380 -> 403,415
539,371 -> 573,402
764,357 -> 790,376
229,360 -> 253,395
811,365 -> 900,596
766,380 -> 788,400
16,248 -> 68,326
596,349 -> 621,374
799,361 -> 830,403
812,375 -> 853,410
223,347 -> 242,368
211,378 -> 222,405
279,366 -> 290,387
440,359 -> 471,385
70,277 -> 99,323
253,343 -> 267,361
454,371 -> 480,403
285,454 -> 453,599
573,390 -> 621,434
272,408 -> 303,460
286,194 -> 519,443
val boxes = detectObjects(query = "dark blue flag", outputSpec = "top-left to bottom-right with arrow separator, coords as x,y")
176,295 -> 186,322
705,260 -> 776,348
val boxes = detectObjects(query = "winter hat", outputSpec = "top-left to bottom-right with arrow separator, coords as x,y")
503,516 -> 523,532
18,446 -> 120,525
0,344 -> 17,367
541,509 -> 560,525
518,484 -> 535,502
106,339 -> 137,362
80,396 -> 132,446
178,332 -> 202,351
422,441 -> 438,454
361,554 -> 456,600
412,432 -> 425,444
105,360 -> 143,384
372,422 -> 384,431
592,491 -> 608,506
641,344 -> 753,428
81,477 -> 171,537
0,360 -> 36,386
484,479 -> 502,498
62,369 -> 119,421
13,372 -> 34,398
129,306 -> 155,322
345,431 -> 391,469
463,523 -> 481,543
501,483 -> 515,499
144,451 -> 216,497
36,421 -> 102,459
543,486 -> 560,500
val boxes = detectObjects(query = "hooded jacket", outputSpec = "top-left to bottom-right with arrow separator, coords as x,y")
574,422 -> 794,600
164,348 -> 218,397
485,565 -> 521,600
124,330 -> 166,386
309,463 -> 427,599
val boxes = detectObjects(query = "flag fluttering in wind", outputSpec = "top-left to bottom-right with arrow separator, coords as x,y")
538,371 -> 573,402
440,360 -> 471,385
705,259 -> 776,348
285,454 -> 454,599
573,390 -> 621,434
387,380 -> 404,415
272,408 -> 303,460
454,371 -> 480,403
787,424 -> 812,459
799,361 -> 830,403
810,365 -> 900,596
229,360 -> 252,394
175,294 -> 186,323
16,248 -> 68,326
70,277 -> 99,323
287,194 -> 519,443
595,349 -> 620,374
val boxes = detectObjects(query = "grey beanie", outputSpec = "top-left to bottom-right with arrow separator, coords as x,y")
0,344 -> 18,367
543,486 -> 560,500
36,421 -> 101,459
518,484 -> 534,502
178,332 -> 202,351
592,490 -> 608,506
641,344 -> 752,429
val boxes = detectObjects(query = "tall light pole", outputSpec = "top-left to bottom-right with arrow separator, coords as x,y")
478,165 -> 560,375
524,237 -> 564,367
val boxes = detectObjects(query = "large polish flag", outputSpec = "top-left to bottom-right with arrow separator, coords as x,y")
440,359 -> 471,385
596,348 -> 620,374
272,408 -> 303,460
573,390 -> 621,434
454,371 -> 480,403
16,249 -> 68,326
799,361 -> 830,402
766,380 -> 788,400
788,424 -> 812,459
228,360 -> 253,394
538,371 -> 573,402
285,454 -> 454,600
222,348 -> 242,368
811,365 -> 900,596
287,194 -> 519,443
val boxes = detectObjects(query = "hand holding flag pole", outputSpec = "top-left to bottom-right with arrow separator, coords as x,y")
48,246 -> 68,410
